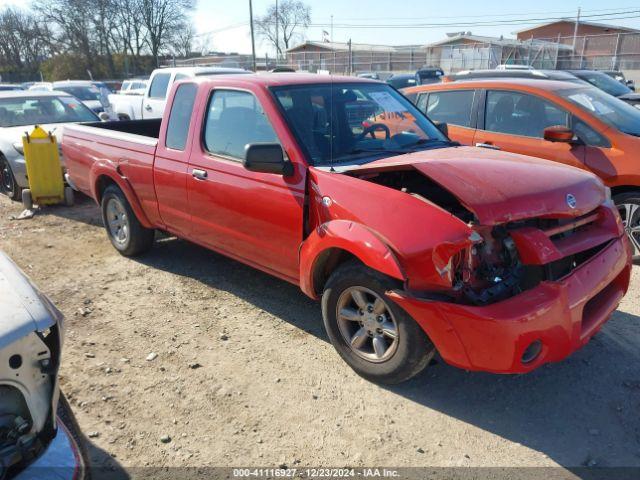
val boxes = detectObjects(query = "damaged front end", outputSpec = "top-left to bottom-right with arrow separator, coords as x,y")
0,252 -> 64,478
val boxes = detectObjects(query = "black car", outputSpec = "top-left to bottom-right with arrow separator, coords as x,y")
567,70 -> 640,107
387,73 -> 417,89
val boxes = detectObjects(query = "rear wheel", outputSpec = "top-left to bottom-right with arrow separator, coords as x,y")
0,154 -> 19,200
101,184 -> 154,256
321,262 -> 435,384
614,193 -> 640,262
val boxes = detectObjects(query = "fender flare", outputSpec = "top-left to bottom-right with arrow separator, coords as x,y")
90,162 -> 154,229
299,220 -> 405,299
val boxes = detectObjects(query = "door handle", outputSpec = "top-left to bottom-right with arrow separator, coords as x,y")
475,142 -> 501,150
192,168 -> 208,180
144,104 -> 152,111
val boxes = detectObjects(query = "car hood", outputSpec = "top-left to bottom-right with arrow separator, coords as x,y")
0,251 -> 60,349
344,146 -> 605,225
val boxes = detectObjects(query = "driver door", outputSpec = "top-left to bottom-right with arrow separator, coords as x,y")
187,88 -> 305,282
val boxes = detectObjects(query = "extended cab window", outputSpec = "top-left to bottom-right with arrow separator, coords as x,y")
148,73 -> 171,99
165,83 -> 197,150
204,90 -> 279,160
424,90 -> 474,128
485,90 -> 568,138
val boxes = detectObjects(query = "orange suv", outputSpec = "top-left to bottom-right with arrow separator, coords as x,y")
404,78 -> 640,260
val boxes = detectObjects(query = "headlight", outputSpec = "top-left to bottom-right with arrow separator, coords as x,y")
12,142 -> 24,155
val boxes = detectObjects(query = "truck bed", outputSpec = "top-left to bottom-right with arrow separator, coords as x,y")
80,119 -> 162,139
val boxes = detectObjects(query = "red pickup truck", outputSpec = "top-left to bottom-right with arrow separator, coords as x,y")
62,74 -> 632,384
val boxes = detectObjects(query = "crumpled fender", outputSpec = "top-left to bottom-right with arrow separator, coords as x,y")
299,220 -> 405,299
90,161 -> 153,229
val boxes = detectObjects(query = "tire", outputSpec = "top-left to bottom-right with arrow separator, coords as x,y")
614,192 -> 640,263
101,184 -> 154,256
63,186 -> 74,206
21,189 -> 33,210
0,154 -> 20,200
321,261 -> 435,384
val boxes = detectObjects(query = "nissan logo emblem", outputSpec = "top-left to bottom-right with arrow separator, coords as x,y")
566,194 -> 577,209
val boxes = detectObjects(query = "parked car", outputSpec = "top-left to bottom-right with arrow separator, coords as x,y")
386,73 -> 417,89
52,80 -> 113,118
62,74 -> 631,383
567,70 -> 640,107
496,64 -> 534,70
443,69 -> 640,108
109,66 -> 249,121
0,251 -> 85,480
27,83 -> 53,92
0,84 -> 23,92
601,69 -> 635,90
415,67 -> 444,85
0,91 -> 99,200
118,79 -> 148,95
405,78 -> 640,259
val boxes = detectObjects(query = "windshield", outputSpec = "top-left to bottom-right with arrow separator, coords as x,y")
573,71 -> 632,97
0,96 -> 98,127
54,85 -> 101,101
559,87 -> 640,137
271,82 -> 447,166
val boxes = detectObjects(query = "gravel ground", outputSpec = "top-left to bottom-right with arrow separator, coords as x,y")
1,194 -> 639,477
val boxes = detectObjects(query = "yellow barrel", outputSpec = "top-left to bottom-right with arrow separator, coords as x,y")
22,125 -> 64,205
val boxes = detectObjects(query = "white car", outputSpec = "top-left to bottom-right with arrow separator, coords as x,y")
27,83 -> 53,92
118,79 -> 148,96
495,64 -> 534,70
0,251 -> 84,479
52,81 -> 113,118
0,91 -> 99,200
109,66 -> 249,120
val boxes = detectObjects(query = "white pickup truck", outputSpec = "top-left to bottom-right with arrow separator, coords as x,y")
108,66 -> 249,120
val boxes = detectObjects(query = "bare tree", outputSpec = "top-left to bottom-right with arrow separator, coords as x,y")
171,22 -> 195,58
139,0 -> 195,65
255,0 -> 311,58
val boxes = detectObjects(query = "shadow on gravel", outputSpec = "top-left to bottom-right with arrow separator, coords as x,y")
133,235 -> 640,469
136,235 -> 327,341
388,309 -> 640,469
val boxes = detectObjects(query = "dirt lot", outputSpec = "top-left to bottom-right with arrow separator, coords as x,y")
1,194 -> 640,476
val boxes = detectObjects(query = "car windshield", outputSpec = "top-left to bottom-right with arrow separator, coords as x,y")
559,87 -> 640,137
0,96 -> 98,127
572,71 -> 632,97
271,82 -> 448,166
54,85 -> 101,101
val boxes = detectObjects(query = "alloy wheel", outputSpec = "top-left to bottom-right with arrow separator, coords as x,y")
335,286 -> 399,363
106,198 -> 129,246
617,202 -> 640,258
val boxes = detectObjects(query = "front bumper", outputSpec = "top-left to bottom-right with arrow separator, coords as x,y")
389,235 -> 632,373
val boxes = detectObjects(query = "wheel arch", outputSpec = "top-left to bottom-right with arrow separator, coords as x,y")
92,170 -> 153,229
299,220 -> 405,299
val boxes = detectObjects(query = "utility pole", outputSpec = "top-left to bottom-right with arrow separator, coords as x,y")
348,38 -> 352,75
572,7 -> 581,51
275,0 -> 279,61
249,0 -> 257,71
331,15 -> 333,42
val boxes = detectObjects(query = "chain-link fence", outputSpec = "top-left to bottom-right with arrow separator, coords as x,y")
280,32 -> 640,75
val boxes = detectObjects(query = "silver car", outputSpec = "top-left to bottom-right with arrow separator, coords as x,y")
0,91 -> 99,200
0,251 -> 70,477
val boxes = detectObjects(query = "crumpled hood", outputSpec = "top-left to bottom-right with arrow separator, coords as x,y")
347,146 -> 605,225
0,251 -> 60,349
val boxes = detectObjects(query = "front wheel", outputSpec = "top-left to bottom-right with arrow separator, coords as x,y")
0,154 -> 19,200
321,262 -> 435,384
614,193 -> 640,262
101,184 -> 154,256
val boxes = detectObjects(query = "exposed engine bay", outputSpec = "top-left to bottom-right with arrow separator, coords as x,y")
350,168 -> 609,306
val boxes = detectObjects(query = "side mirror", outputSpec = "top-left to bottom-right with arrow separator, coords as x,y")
543,125 -> 574,143
434,121 -> 449,138
98,112 -> 110,122
244,143 -> 294,176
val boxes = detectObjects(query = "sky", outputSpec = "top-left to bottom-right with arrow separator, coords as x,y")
191,0 -> 640,56
1,0 -> 638,57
